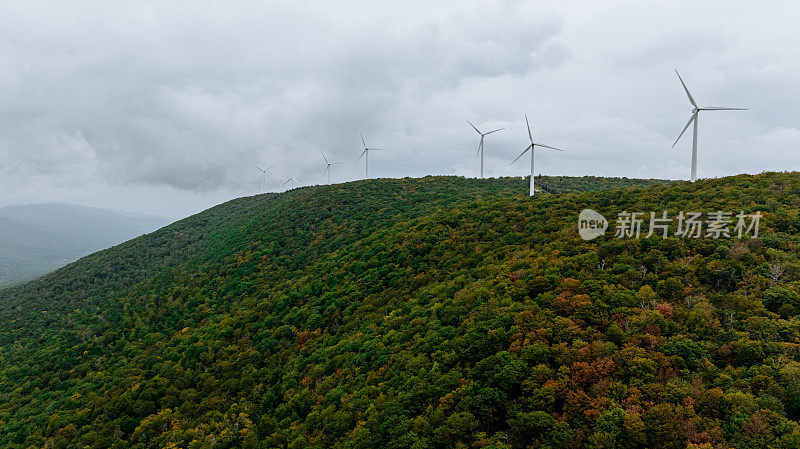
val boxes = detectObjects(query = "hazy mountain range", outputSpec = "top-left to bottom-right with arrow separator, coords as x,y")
0,203 -> 171,286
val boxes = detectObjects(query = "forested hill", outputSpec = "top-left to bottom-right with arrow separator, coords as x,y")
3,173 -> 800,448
0,175 -> 663,319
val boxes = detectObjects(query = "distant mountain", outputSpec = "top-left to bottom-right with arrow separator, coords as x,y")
0,203 -> 171,286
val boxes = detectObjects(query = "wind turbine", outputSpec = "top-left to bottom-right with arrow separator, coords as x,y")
253,165 -> 264,194
511,115 -> 563,196
252,164 -> 276,193
357,133 -> 382,179
283,177 -> 301,189
467,120 -> 504,178
321,152 -> 343,185
672,70 -> 747,182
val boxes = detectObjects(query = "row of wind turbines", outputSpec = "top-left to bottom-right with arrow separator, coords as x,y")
317,133 -> 382,185
254,70 -> 746,197
468,115 -> 563,197
255,133 -> 381,194
252,163 -> 301,193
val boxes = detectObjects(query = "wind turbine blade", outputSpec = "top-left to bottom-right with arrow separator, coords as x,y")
320,151 -> 329,164
252,164 -> 264,172
675,70 -> 698,108
357,148 -> 367,161
265,164 -> 276,171
484,127 -> 504,135
323,165 -> 330,175
477,137 -> 483,156
283,178 -> 292,185
466,120 -> 481,134
672,112 -> 697,148
536,143 -> 564,152
361,132 -> 367,148
511,145 -> 532,165
368,148 -> 382,151
333,161 -> 344,165
701,107 -> 748,111
525,114 -> 533,143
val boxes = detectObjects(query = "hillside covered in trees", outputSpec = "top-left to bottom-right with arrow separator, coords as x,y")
2,173 -> 800,448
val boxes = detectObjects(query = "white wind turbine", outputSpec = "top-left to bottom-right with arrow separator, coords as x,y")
321,152 -> 343,185
283,177 -> 301,189
252,164 -> 276,194
672,70 -> 747,182
357,133 -> 382,179
467,120 -> 504,178
511,115 -> 563,196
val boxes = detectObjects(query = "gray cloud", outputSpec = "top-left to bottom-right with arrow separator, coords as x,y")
0,1 -> 798,216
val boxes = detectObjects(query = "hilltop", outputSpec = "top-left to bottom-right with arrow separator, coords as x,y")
2,173 -> 800,448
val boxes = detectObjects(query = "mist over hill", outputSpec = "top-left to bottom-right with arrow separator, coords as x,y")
6,174 -> 800,448
0,203 -> 171,286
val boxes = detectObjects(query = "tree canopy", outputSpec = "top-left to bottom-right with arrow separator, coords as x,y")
2,173 -> 800,448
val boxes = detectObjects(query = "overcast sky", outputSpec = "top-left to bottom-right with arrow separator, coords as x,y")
1,0 -> 798,217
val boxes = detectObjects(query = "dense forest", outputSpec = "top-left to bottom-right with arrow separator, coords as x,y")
2,173 -> 800,448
